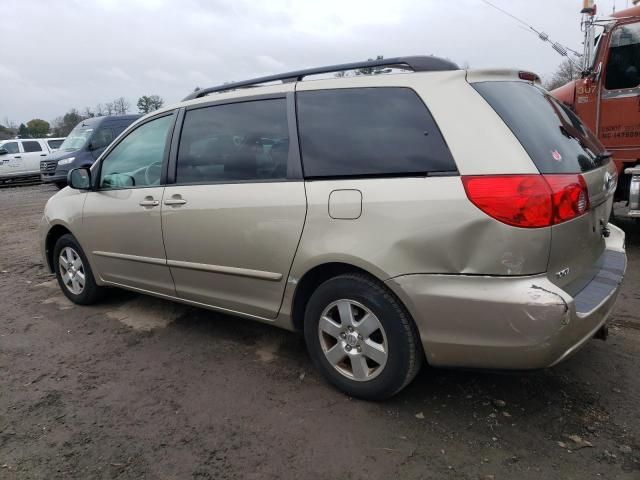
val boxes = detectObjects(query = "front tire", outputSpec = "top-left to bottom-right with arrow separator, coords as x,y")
53,234 -> 105,305
304,273 -> 423,400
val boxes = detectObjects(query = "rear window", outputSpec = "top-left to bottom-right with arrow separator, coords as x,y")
473,81 -> 607,173
296,87 -> 456,178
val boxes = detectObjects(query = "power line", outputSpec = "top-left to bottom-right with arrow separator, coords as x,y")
479,0 -> 583,61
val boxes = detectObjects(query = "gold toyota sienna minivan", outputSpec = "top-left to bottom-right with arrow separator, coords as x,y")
40,57 -> 626,399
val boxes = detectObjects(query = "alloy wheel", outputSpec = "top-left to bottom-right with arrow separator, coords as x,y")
58,247 -> 86,295
318,299 -> 388,382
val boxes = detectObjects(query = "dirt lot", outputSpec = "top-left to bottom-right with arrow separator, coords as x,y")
0,184 -> 639,480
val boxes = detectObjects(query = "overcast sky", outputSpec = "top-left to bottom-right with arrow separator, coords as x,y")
0,0 -> 626,124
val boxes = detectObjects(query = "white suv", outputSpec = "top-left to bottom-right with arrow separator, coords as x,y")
0,138 -> 65,180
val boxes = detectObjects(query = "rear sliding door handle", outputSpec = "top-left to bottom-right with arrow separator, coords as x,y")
164,198 -> 187,206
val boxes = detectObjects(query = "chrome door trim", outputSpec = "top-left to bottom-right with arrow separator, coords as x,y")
166,259 -> 283,281
93,250 -> 167,266
94,252 -> 285,281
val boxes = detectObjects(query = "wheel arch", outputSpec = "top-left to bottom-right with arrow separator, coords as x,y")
44,223 -> 74,272
290,261 -> 394,332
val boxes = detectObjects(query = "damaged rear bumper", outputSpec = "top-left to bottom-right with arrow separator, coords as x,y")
386,225 -> 626,370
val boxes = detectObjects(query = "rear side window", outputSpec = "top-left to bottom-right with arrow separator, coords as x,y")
22,141 -> 42,152
296,87 -> 456,178
176,99 -> 289,184
473,81 -> 607,173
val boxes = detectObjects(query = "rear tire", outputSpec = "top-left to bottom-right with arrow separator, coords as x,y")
303,273 -> 423,400
53,234 -> 105,305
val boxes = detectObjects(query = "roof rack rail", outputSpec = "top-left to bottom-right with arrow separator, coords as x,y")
183,55 -> 459,101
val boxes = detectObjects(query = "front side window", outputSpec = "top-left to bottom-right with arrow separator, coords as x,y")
1,142 -> 20,154
176,99 -> 290,184
605,22 -> 640,90
22,141 -> 42,152
91,128 -> 114,151
296,87 -> 456,178
99,115 -> 173,189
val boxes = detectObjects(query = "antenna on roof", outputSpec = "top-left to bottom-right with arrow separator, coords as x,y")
479,0 -> 583,69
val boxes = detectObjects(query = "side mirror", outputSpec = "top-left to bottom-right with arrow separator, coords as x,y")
0,148 -> 8,155
590,62 -> 602,83
67,167 -> 92,190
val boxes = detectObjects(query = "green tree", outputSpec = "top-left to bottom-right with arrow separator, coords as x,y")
26,118 -> 50,137
137,95 -> 164,114
18,123 -> 30,138
52,109 -> 84,137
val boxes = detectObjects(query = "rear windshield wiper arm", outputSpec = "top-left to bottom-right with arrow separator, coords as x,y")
595,151 -> 612,162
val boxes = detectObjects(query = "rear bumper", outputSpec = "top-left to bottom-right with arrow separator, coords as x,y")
386,225 -> 626,370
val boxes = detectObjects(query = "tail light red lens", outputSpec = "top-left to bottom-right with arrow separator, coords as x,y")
462,174 -> 590,228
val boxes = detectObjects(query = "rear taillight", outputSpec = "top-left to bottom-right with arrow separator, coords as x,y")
462,174 -> 590,228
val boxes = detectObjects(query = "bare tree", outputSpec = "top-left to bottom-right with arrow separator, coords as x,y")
94,103 -> 106,117
544,58 -> 581,91
104,102 -> 115,115
83,107 -> 95,118
113,97 -> 130,115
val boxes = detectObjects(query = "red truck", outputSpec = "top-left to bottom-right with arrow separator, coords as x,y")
551,1 -> 640,214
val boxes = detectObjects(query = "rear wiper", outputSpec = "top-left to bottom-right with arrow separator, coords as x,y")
595,151 -> 612,162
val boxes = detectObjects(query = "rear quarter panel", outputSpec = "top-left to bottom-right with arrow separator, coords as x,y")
289,72 -> 550,283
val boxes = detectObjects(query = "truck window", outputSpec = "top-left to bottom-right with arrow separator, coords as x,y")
605,22 -> 640,90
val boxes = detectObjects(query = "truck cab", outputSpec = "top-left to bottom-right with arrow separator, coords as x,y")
551,5 -> 640,210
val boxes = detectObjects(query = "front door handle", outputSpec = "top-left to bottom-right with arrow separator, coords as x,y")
139,198 -> 160,207
40,154 -> 47,156
14,156 -> 21,159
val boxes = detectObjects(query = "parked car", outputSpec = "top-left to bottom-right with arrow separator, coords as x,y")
41,115 -> 140,188
40,56 -> 626,400
0,138 -> 65,181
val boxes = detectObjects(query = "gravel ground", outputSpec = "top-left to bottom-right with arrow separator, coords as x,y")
0,184 -> 639,480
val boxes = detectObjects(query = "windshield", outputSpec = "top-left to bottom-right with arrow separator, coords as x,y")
58,127 -> 94,151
